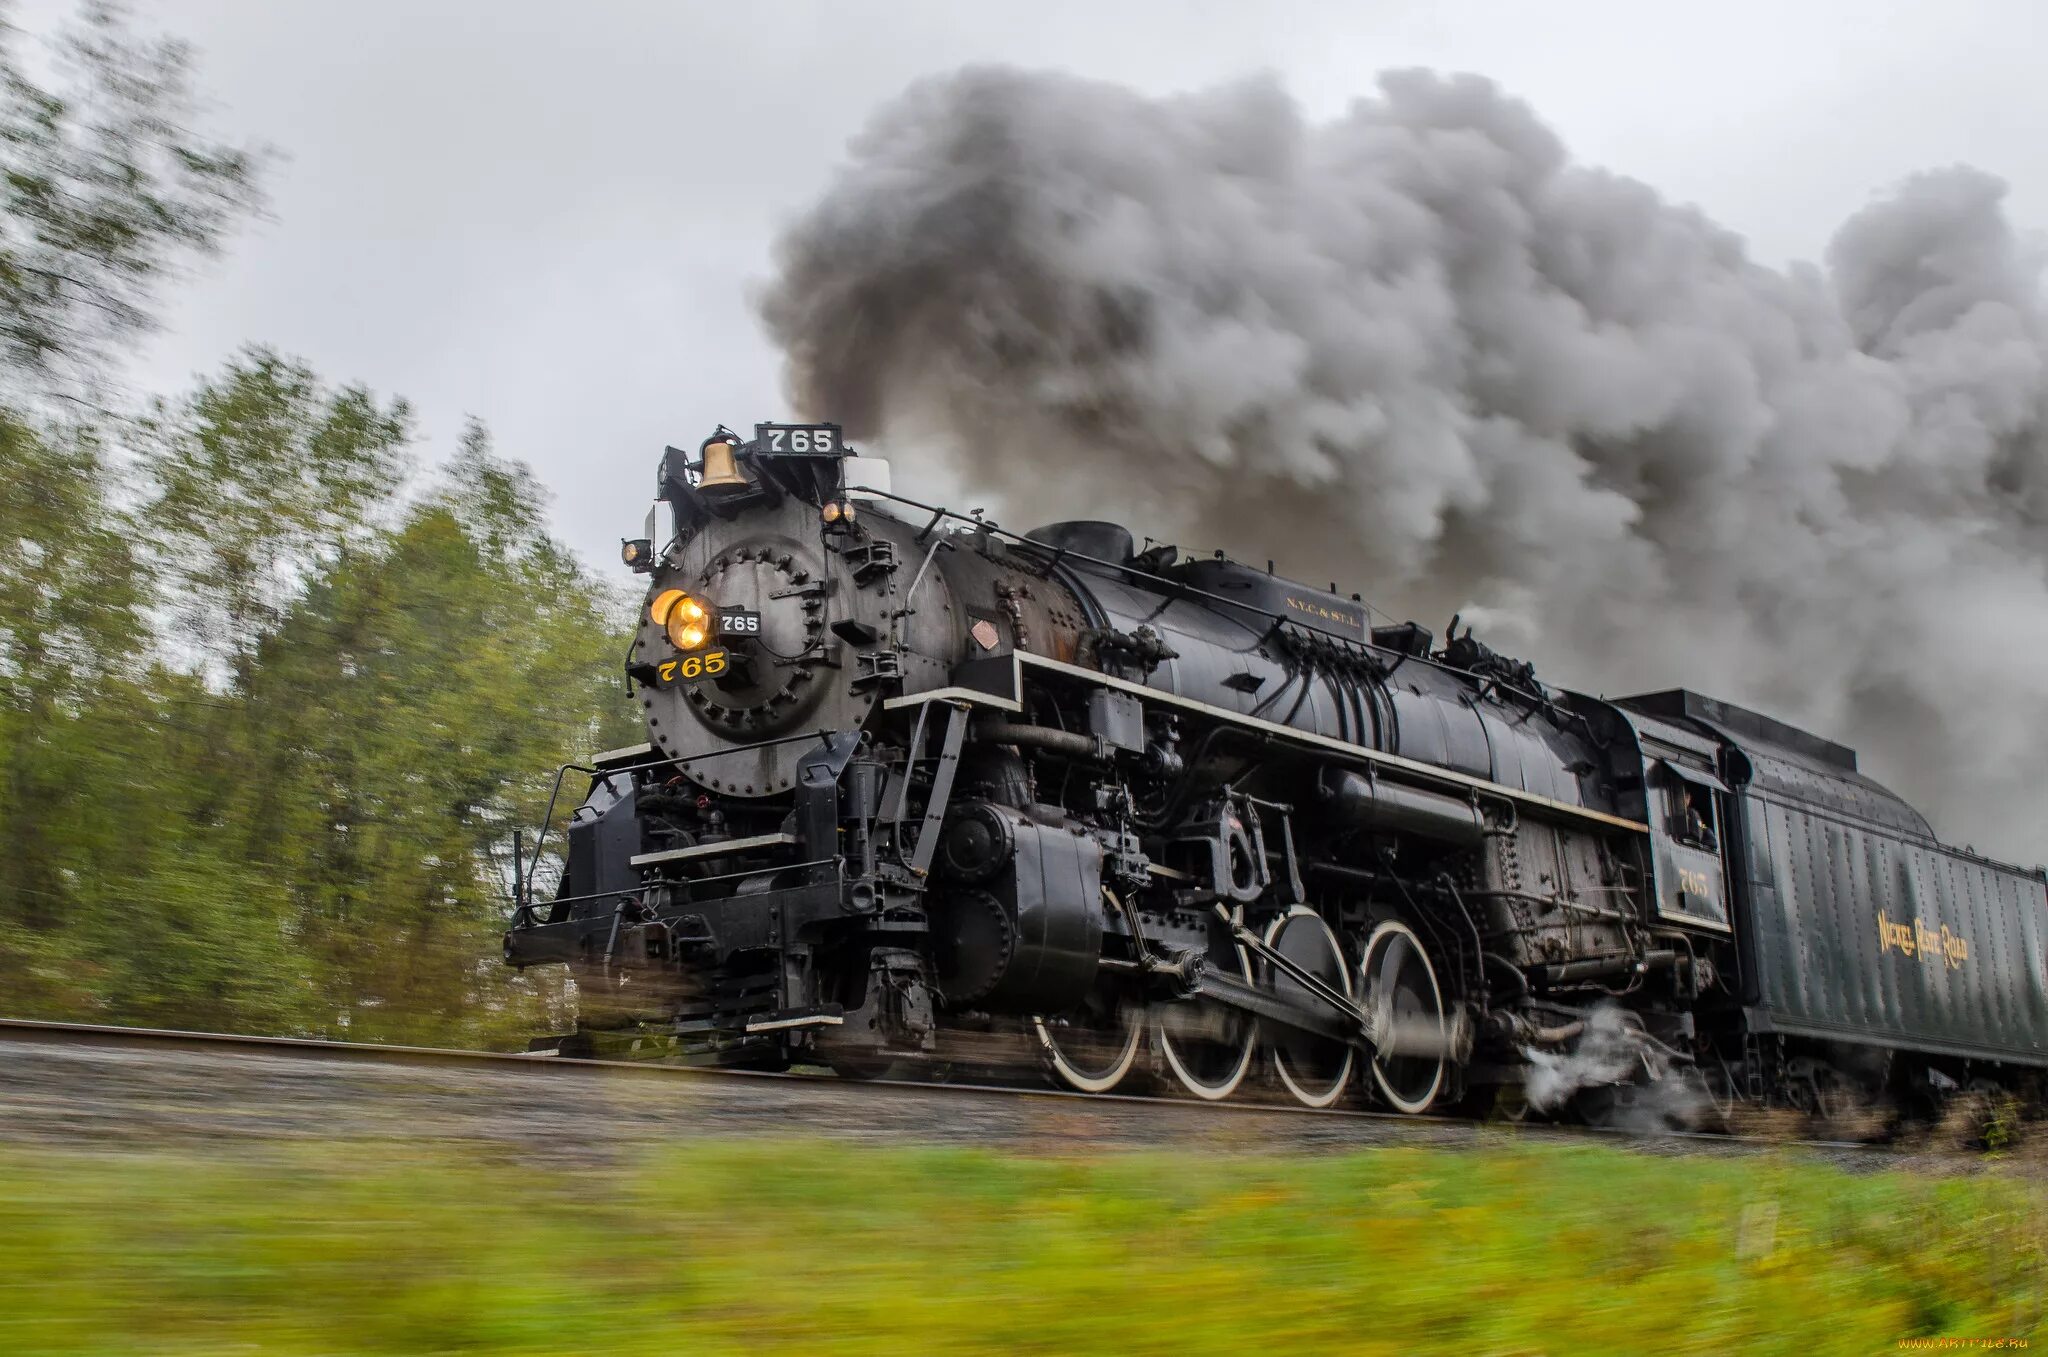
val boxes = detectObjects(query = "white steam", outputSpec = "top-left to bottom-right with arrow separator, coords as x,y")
1523,1005 -> 1710,1132
1522,1006 -> 1645,1114
762,67 -> 2048,859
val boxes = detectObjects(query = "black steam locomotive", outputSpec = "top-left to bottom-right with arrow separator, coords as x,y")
504,423 -> 2048,1121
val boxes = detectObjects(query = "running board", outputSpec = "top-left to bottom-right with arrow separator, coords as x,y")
669,1002 -> 847,1037
743,1005 -> 847,1034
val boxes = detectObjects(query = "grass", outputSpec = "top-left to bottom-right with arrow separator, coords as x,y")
1,1138 -> 2043,1355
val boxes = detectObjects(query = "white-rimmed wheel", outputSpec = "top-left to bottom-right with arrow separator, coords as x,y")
1155,916 -> 1258,1101
1262,907 -> 1355,1108
1032,991 -> 1144,1094
1031,887 -> 1146,1094
1359,919 -> 1447,1114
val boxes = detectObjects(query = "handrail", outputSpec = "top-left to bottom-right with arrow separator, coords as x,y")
509,857 -> 844,931
517,727 -> 845,909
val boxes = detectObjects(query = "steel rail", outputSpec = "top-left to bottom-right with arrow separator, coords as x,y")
0,1017 -> 1892,1155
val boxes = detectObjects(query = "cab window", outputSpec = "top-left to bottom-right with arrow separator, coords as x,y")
1665,781 -> 1718,853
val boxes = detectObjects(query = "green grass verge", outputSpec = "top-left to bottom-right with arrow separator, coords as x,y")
1,1138 -> 2042,1355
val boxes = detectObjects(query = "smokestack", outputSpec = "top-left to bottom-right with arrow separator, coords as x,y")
761,66 -> 2048,861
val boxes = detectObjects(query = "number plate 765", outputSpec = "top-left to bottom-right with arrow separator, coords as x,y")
658,650 -> 729,686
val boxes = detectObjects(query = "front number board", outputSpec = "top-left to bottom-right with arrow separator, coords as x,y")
656,650 -> 730,686
755,422 -> 840,455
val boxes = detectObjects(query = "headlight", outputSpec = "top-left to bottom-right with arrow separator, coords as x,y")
651,588 -> 710,650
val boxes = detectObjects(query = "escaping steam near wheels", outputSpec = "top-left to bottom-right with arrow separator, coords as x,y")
761,67 -> 2048,862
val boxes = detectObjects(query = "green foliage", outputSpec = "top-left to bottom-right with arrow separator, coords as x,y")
0,411 -> 139,941
220,418 -> 634,1041
0,412 -> 134,697
1986,1096 -> 2026,1153
0,1138 -> 2043,1355
0,2 -> 632,1044
0,355 -> 633,1042
0,1 -> 263,401
144,347 -> 410,672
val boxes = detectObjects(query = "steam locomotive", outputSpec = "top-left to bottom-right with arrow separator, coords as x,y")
503,423 -> 2048,1121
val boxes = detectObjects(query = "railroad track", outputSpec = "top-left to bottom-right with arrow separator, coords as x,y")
0,1016 -> 1898,1160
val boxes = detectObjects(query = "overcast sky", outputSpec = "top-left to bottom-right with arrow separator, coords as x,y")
27,0 -> 2048,584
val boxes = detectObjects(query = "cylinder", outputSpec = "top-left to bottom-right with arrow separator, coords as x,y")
931,802 -> 1105,1012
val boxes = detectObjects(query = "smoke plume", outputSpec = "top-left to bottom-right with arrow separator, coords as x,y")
761,67 -> 2048,859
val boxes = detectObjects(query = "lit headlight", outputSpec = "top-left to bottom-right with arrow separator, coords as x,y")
651,588 -> 710,650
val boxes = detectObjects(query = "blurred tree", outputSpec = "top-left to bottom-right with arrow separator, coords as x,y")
0,413 -> 135,944
190,417 -> 633,1041
0,4 -> 633,1044
2,359 -> 635,1041
0,1 -> 263,404
0,416 -> 289,1027
144,347 -> 411,679
24,665 -> 313,1030
0,0 -> 267,1014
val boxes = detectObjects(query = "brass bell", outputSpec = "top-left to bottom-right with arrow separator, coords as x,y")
697,437 -> 750,494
